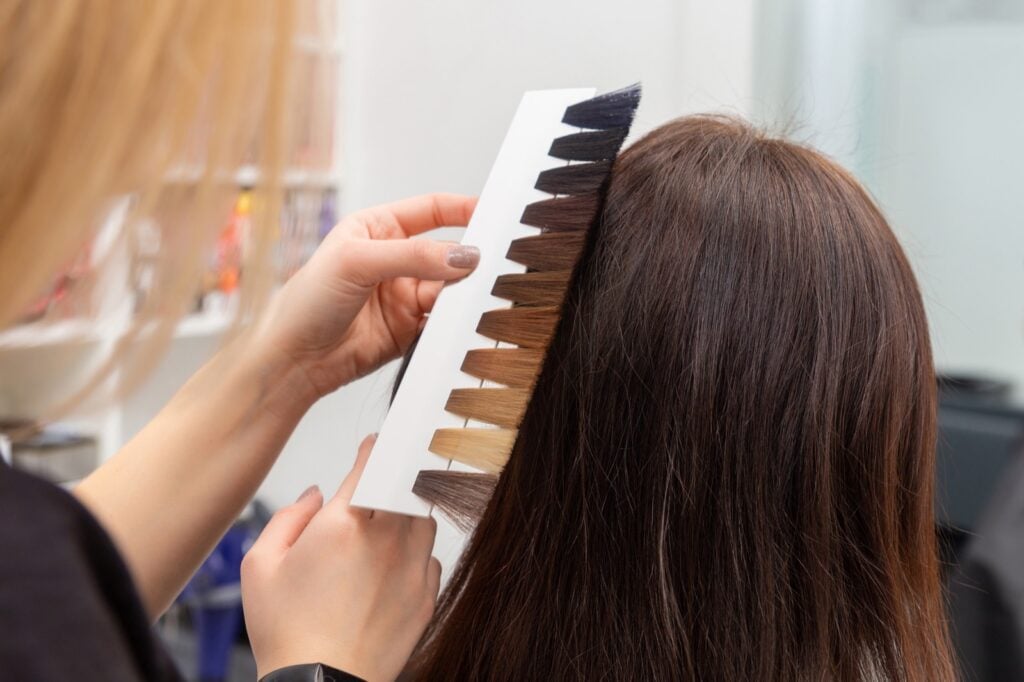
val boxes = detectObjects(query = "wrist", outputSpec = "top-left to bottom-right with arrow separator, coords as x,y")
236,330 -> 321,422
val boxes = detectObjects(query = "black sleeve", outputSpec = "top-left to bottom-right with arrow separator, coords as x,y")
260,662 -> 367,682
0,462 -> 183,681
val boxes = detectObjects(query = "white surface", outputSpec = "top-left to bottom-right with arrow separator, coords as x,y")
873,25 -> 1024,395
342,0 -> 754,211
351,88 -> 595,515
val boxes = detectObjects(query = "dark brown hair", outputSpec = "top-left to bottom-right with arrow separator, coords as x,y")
408,116 -> 956,681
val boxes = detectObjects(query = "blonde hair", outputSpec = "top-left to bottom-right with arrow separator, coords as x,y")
0,1 -> 312,417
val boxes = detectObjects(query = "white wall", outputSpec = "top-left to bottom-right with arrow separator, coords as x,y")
341,0 -> 754,209
754,5 -> 1024,397
873,25 -> 1024,395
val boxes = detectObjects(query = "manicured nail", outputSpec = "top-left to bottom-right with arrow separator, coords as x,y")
446,245 -> 480,269
297,485 -> 320,502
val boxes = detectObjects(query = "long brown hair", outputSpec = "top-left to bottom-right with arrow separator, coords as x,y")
409,115 -> 956,680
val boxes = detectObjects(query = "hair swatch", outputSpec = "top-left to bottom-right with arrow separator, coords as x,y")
428,428 -> 516,473
460,348 -> 544,388
520,193 -> 600,230
548,129 -> 630,162
534,161 -> 612,195
407,86 -> 640,539
491,271 -> 571,306
505,232 -> 585,271
476,307 -> 559,348
561,84 -> 646,129
413,470 -> 499,533
445,388 -> 530,429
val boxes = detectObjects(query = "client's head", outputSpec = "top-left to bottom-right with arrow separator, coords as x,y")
411,115 -> 955,681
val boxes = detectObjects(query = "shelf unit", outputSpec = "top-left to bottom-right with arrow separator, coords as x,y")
0,310 -> 233,350
163,165 -> 344,190
0,3 -> 345,468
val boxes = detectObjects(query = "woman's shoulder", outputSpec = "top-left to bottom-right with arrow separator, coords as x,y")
0,462 -> 182,681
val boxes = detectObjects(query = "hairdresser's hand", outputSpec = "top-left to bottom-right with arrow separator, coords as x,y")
258,193 -> 478,401
242,434 -> 441,681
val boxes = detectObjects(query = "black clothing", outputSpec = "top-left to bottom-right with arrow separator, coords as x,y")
259,663 -> 365,682
0,461 -> 182,680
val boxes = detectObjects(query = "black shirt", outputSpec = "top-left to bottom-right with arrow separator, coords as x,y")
0,460 -> 182,680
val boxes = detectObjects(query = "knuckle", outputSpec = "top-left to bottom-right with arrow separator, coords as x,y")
335,511 -> 364,536
323,509 -> 366,543
370,528 -> 407,568
380,535 -> 405,566
419,592 -> 437,621
410,238 -> 436,264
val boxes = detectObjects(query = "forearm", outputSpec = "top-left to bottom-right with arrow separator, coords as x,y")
74,331 -> 318,619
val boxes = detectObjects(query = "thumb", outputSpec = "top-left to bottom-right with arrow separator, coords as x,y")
252,485 -> 323,556
336,239 -> 480,289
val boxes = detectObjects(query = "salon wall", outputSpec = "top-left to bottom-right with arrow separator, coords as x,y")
872,24 -> 1024,395
755,0 -> 1024,398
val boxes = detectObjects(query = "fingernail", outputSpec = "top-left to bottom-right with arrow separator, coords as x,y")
446,245 -> 480,269
297,485 -> 320,502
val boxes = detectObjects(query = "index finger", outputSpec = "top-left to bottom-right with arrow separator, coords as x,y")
330,433 -> 376,515
383,193 -> 477,237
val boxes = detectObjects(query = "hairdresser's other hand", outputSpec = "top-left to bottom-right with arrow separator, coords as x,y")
259,193 -> 477,400
242,435 -> 441,681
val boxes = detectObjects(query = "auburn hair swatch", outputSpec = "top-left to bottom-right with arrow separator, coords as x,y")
405,115 -> 957,681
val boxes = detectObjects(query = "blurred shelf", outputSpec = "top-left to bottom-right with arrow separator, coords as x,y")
0,312 -> 231,350
174,310 -> 231,339
164,165 -> 343,189
0,318 -> 101,349
294,36 -> 344,55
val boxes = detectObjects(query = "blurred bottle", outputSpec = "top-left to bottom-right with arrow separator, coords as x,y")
215,190 -> 251,294
318,190 -> 337,243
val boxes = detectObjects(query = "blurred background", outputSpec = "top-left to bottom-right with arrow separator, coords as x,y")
2,1 -> 1023,680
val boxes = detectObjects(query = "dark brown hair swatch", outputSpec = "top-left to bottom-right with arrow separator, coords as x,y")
519,193 -> 600,230
534,161 -> 611,195
504,232 -> 585,271
491,271 -> 571,306
413,470 -> 499,533
548,128 -> 629,162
